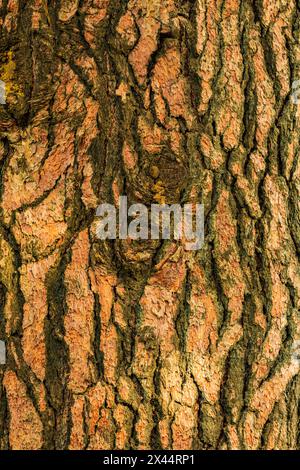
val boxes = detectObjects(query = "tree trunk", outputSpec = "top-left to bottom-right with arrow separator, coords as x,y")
0,0 -> 300,450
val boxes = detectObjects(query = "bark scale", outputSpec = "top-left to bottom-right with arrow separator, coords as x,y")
0,0 -> 300,450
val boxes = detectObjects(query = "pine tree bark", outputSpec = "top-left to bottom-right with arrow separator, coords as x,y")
0,0 -> 300,450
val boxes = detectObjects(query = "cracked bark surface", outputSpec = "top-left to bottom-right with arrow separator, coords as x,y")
0,0 -> 300,450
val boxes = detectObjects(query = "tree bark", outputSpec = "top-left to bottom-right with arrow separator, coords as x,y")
0,0 -> 300,450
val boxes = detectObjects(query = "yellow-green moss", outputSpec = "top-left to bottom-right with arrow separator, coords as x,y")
0,51 -> 24,100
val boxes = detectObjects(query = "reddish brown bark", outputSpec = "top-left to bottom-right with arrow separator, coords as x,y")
0,0 -> 300,450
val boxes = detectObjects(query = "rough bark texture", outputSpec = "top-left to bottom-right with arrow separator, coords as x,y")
0,0 -> 300,450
